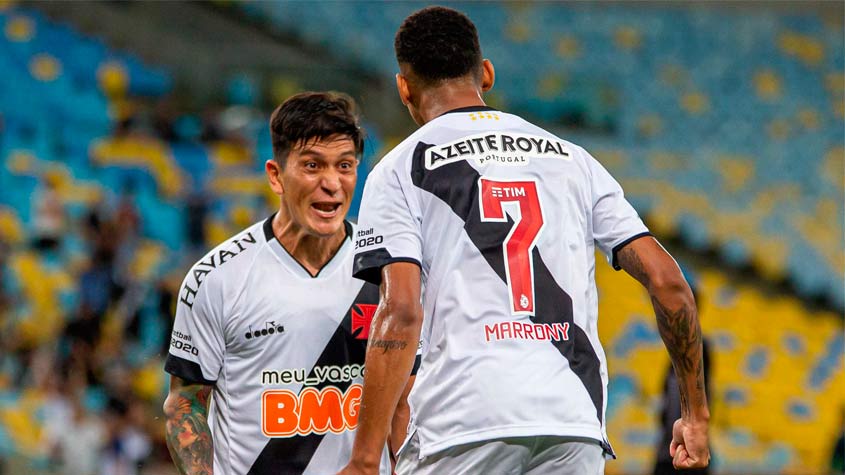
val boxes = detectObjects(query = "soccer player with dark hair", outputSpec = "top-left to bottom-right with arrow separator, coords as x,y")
163,91 -> 416,475
340,6 -> 709,475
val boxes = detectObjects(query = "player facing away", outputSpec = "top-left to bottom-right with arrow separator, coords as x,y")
339,7 -> 709,475
163,92 -> 416,475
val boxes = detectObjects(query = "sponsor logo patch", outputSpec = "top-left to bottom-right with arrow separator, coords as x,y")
261,364 -> 365,387
180,230 -> 258,309
425,132 -> 570,170
262,384 -> 362,437
351,304 -> 377,340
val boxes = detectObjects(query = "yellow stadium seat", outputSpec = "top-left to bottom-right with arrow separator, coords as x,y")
614,26 -> 642,51
28,53 -> 61,82
753,69 -> 783,101
556,35 -> 581,59
0,207 -> 24,244
133,358 -> 168,401
680,92 -> 710,115
209,140 -> 253,168
797,108 -> 820,130
767,118 -> 791,140
97,60 -> 129,98
779,31 -> 825,66
4,15 -> 34,42
129,240 -> 165,281
536,74 -> 567,100
90,137 -> 184,197
659,64 -> 689,88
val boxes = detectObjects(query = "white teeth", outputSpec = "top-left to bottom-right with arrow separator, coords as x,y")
312,204 -> 339,216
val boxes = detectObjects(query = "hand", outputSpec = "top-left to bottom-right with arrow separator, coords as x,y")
336,459 -> 380,475
670,418 -> 710,470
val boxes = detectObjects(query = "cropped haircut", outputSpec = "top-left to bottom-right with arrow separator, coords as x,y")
269,91 -> 364,167
394,6 -> 482,84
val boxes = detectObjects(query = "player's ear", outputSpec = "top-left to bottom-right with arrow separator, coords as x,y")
265,159 -> 284,196
481,59 -> 495,93
396,73 -> 412,107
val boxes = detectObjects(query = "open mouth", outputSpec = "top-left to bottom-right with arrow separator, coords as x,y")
311,202 -> 341,217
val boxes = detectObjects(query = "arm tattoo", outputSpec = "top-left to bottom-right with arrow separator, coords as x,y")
165,383 -> 213,475
618,244 -> 706,416
370,339 -> 409,354
652,295 -> 706,415
617,246 -> 649,286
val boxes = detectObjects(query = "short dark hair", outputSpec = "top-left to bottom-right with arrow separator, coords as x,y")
269,91 -> 364,166
394,6 -> 482,84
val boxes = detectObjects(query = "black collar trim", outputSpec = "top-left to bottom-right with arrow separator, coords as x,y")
440,105 -> 498,116
263,214 -> 275,241
262,213 -> 352,278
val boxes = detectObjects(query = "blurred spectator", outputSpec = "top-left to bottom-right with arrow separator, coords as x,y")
31,174 -> 65,252
101,398 -> 152,475
156,276 -> 178,356
115,183 -> 142,243
185,190 -> 209,256
82,198 -> 119,269
79,249 -> 119,319
0,240 -> 13,368
46,396 -> 105,475
152,96 -> 178,142
0,239 -> 10,313
38,366 -> 76,437
114,182 -> 142,287
63,302 -> 103,386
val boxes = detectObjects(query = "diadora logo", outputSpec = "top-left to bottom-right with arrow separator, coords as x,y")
245,321 -> 285,340
351,304 -> 377,340
262,384 -> 362,437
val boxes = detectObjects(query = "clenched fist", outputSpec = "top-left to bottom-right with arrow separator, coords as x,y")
670,418 -> 710,470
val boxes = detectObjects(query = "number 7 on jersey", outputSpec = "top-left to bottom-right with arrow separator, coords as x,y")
478,178 -> 545,315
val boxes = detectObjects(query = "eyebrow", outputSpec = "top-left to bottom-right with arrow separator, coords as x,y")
298,150 -> 358,158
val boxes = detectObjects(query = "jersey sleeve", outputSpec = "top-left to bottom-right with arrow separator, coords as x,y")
410,339 -> 423,376
586,150 -> 651,270
164,273 -> 225,385
352,161 -> 423,285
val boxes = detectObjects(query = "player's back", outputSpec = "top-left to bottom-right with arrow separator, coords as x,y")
354,106 -> 649,458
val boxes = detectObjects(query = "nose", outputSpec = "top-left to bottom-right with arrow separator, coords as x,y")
320,169 -> 342,195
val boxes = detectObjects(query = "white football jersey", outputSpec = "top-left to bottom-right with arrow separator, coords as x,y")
353,106 -> 650,458
165,217 -> 399,475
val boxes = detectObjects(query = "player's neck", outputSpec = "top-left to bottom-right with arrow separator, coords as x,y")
272,211 -> 347,277
417,84 -> 486,125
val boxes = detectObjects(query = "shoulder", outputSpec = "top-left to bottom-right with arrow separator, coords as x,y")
177,219 -> 266,311
512,115 -> 599,172
371,122 -> 445,175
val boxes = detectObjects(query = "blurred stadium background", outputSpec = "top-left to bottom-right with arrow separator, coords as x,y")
0,1 -> 841,474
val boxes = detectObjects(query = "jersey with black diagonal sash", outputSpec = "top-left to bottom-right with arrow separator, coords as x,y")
353,106 -> 651,459
165,216 -> 397,475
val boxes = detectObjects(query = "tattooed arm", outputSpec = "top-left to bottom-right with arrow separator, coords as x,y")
339,262 -> 423,475
616,236 -> 710,470
164,376 -> 214,475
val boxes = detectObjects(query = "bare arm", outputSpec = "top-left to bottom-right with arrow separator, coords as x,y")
616,236 -> 709,469
163,376 -> 214,475
340,262 -> 423,475
389,375 -> 415,458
